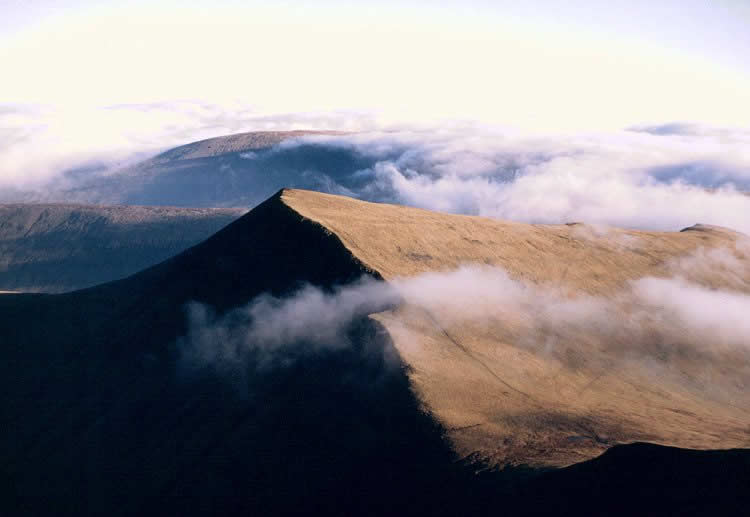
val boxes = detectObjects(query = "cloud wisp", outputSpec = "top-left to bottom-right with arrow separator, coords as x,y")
179,244 -> 750,399
177,277 -> 401,386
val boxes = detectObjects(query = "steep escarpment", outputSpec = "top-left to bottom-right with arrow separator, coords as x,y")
0,203 -> 244,292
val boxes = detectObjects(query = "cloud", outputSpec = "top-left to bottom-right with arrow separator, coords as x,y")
393,263 -> 750,363
667,237 -> 750,289
281,126 -> 750,234
179,246 -> 750,397
631,276 -> 750,353
178,278 -> 401,383
2,114 -> 749,235
628,123 -> 750,138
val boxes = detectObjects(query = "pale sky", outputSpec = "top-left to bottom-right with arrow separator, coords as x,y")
2,0 -> 749,131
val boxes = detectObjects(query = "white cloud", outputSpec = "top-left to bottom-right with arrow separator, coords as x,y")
283,127 -> 750,234
5,117 -> 749,235
179,254 -> 750,396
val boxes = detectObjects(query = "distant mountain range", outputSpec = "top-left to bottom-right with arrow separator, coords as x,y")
0,203 -> 243,292
3,189 -> 748,516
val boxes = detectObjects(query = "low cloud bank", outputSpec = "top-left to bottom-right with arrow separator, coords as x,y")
179,245 -> 750,396
4,111 -> 748,235
285,126 -> 750,234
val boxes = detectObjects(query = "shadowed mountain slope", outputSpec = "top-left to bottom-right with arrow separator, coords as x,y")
514,442 -> 750,516
2,189 -> 748,516
1,191 -> 457,516
0,203 -> 244,292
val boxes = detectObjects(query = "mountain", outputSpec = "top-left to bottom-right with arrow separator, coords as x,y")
57,130 -> 360,207
2,189 -> 748,516
279,189 -> 750,467
0,203 -> 244,292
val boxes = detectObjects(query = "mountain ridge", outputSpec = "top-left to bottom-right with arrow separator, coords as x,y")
2,188 -> 748,515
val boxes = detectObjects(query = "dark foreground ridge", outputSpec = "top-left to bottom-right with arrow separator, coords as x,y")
511,443 -> 750,516
2,190 -> 748,516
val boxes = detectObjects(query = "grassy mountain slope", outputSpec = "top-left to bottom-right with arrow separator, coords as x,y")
283,189 -> 750,467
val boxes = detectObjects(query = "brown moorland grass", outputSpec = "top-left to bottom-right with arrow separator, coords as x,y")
281,188 -> 750,468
